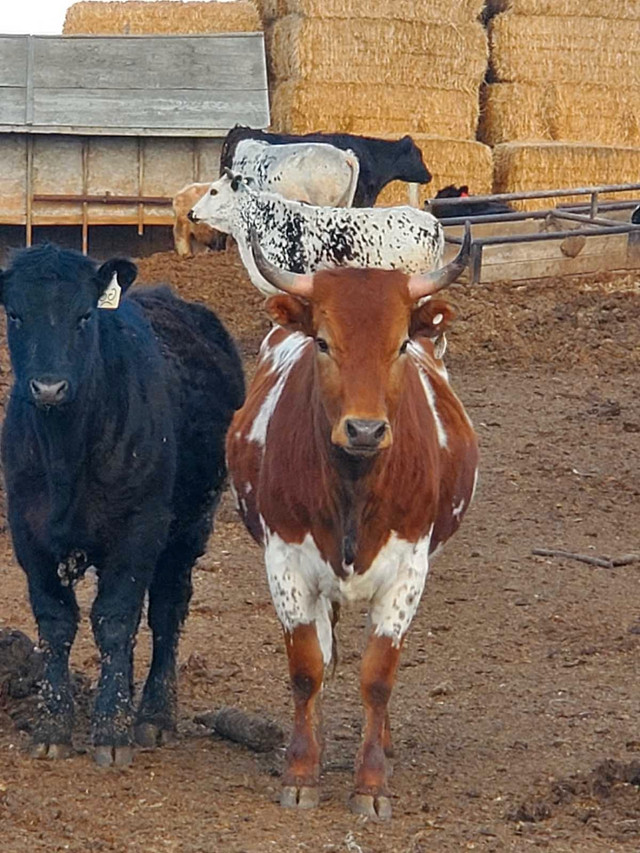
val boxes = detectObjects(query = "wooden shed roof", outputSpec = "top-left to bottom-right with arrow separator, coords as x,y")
0,33 -> 269,137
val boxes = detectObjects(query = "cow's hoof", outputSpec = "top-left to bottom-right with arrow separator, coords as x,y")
134,722 -> 174,749
280,785 -> 319,810
94,745 -> 133,767
350,793 -> 392,821
30,742 -> 73,760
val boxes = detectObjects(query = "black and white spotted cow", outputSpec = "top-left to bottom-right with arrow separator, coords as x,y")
188,173 -> 445,296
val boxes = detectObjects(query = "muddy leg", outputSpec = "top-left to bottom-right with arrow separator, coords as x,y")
91,559 -> 154,767
351,634 -> 402,821
281,623 -> 324,810
25,552 -> 79,759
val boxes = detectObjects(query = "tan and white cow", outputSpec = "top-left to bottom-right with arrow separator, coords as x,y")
172,182 -> 219,258
226,230 -> 478,819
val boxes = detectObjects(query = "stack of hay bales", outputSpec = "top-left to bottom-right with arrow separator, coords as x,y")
255,0 -> 494,205
63,1 -> 261,34
482,0 -> 640,208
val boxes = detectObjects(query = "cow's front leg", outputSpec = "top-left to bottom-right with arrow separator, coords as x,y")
91,550 -> 156,767
21,542 -> 79,759
351,634 -> 402,821
281,623 -> 325,810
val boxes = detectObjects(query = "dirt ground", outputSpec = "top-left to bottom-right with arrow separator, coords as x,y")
0,246 -> 639,853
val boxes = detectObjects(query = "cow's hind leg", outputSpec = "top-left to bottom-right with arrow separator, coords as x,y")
21,541 -> 79,758
134,523 -> 204,748
281,623 -> 325,810
350,634 -> 402,822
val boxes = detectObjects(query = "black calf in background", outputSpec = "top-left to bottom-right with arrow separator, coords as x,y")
0,245 -> 244,766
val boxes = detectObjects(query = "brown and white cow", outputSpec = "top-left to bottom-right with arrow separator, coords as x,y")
172,182 -> 221,257
226,229 -> 478,820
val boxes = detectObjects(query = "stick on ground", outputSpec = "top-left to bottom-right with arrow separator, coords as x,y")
532,548 -> 640,569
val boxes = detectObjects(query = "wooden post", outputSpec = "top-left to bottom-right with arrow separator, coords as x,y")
137,137 -> 144,237
25,135 -> 33,248
81,138 -> 89,255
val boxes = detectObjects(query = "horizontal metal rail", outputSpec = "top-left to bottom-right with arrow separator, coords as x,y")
428,182 -> 640,208
438,209 -> 629,228
33,193 -> 173,205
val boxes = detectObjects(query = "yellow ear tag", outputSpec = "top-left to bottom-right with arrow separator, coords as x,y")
97,273 -> 121,310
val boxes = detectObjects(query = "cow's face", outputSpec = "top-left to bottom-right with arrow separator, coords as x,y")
397,135 -> 432,184
267,271 -> 453,457
0,245 -> 136,408
188,173 -> 242,233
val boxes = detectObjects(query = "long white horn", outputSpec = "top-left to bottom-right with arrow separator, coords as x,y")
249,230 -> 313,297
407,220 -> 472,300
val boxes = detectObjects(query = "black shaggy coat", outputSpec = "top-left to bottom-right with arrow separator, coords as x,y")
0,245 -> 244,765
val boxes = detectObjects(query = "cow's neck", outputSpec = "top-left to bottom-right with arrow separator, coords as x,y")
311,397 -> 386,573
28,362 -> 106,546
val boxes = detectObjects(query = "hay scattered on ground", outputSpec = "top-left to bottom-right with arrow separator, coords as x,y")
375,136 -> 493,207
270,81 -> 480,139
481,83 -> 640,147
493,141 -> 640,210
63,1 -> 261,35
490,13 -> 640,86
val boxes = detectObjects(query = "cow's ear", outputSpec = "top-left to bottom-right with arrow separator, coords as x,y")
409,299 -> 455,340
266,294 -> 312,334
94,258 -> 137,304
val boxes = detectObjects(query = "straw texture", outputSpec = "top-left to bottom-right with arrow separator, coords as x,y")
269,17 -> 487,88
63,1 -> 262,35
486,0 -> 640,18
490,13 -> 640,86
481,83 -> 640,147
493,142 -> 640,210
270,81 -> 481,139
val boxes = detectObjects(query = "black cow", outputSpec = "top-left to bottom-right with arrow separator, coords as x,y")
632,205 -> 640,225
219,126 -> 432,208
428,184 -> 514,219
0,244 -> 244,766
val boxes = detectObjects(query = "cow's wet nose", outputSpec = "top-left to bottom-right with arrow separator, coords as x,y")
187,209 -> 196,222
344,418 -> 389,451
30,378 -> 69,406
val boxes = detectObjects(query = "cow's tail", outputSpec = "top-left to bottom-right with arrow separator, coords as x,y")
340,149 -> 361,208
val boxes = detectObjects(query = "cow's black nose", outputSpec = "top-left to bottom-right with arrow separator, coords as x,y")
30,378 -> 69,406
344,418 -> 388,450
187,209 -> 196,222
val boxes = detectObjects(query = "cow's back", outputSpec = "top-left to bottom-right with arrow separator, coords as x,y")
131,286 -> 245,521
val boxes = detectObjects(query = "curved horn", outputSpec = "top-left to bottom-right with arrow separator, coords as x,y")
249,230 -> 313,297
407,220 -> 472,300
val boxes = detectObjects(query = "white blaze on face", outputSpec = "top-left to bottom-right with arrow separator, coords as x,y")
262,523 -> 434,666
248,330 -> 310,447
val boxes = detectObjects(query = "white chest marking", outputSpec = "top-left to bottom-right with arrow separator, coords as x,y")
262,523 -> 434,665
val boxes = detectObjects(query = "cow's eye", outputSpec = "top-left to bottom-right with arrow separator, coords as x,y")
7,311 -> 21,328
316,337 -> 329,354
209,188 -> 218,197
399,339 -> 409,355
78,311 -> 92,328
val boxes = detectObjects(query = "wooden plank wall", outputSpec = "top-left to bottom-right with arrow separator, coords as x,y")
0,33 -> 269,135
